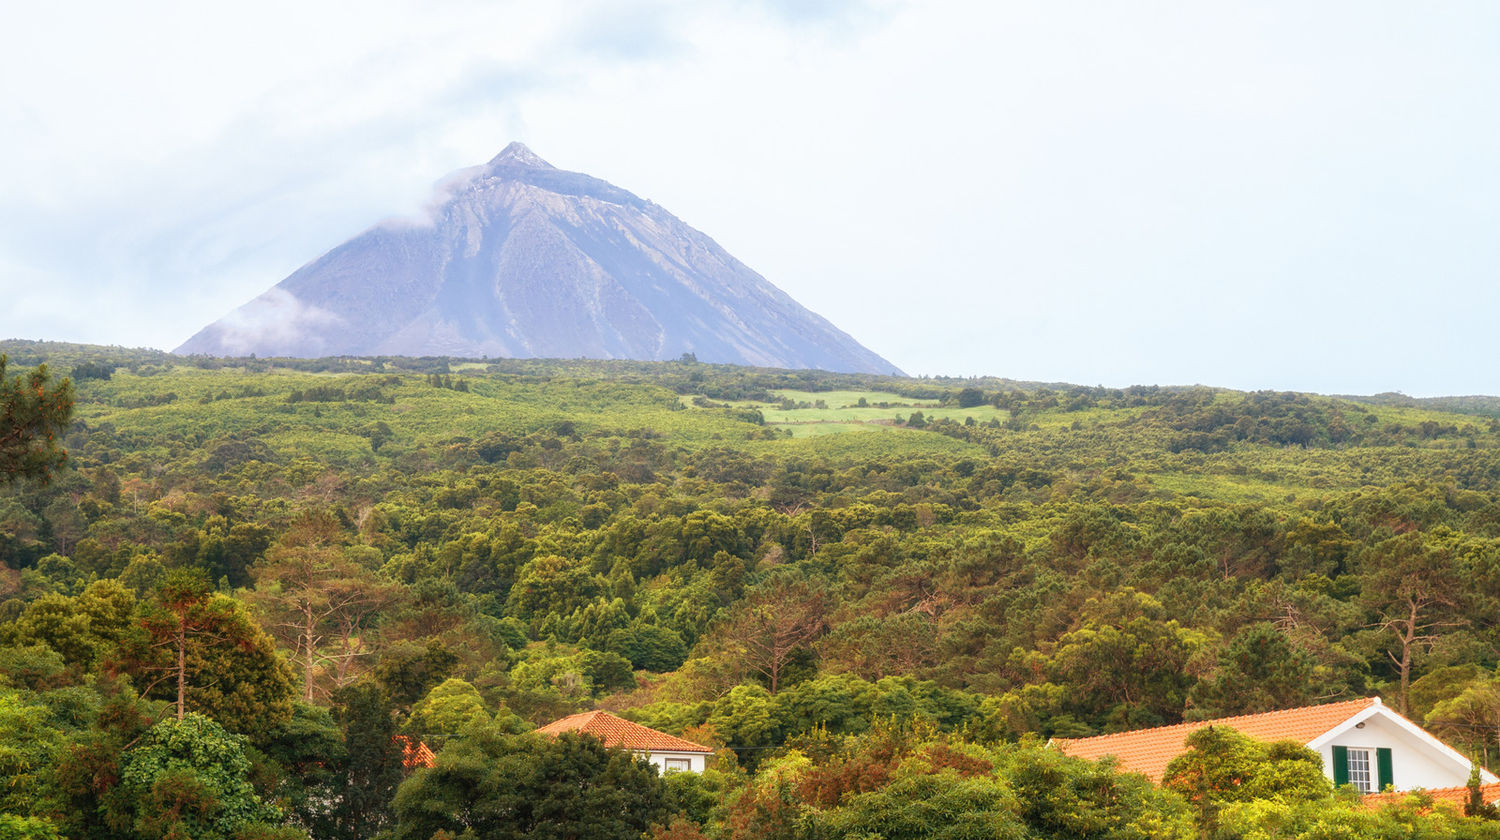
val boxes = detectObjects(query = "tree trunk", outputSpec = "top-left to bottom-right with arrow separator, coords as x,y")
1398,601 -> 1418,716
304,601 -> 316,702
176,619 -> 187,720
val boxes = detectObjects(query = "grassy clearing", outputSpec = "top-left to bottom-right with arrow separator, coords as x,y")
748,425 -> 984,459
772,420 -> 889,438
769,389 -> 939,408
1148,471 -> 1306,504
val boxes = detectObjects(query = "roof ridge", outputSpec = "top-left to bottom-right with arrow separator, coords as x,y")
553,709 -> 603,724
1053,698 -> 1375,746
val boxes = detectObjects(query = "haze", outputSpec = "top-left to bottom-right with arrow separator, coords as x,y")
1,1 -> 1496,395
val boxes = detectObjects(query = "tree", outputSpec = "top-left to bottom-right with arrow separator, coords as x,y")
0,690 -> 66,818
46,675 -> 160,840
252,701 -> 346,836
248,509 -> 396,701
1360,532 -> 1468,715
700,574 -> 828,693
955,388 -> 986,409
129,570 -> 219,721
320,683 -> 405,840
0,355 -> 73,485
507,554 -> 600,626
371,641 -> 458,712
3,593 -> 97,666
1467,762 -> 1499,819
121,569 -> 295,733
607,623 -> 688,672
1426,676 -> 1500,770
388,729 -> 670,840
1001,742 -> 1194,840
2,580 -> 135,668
706,684 -> 784,768
1189,622 -> 1317,718
108,712 -> 290,840
804,768 -> 1025,840
1045,589 -> 1203,728
1161,726 -> 1328,833
407,677 -> 492,738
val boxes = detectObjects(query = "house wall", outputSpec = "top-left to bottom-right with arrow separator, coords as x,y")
642,750 -> 709,774
1316,714 -> 1469,792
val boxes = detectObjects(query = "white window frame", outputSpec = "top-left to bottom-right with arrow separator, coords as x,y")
664,757 -> 691,773
1346,746 -> 1373,794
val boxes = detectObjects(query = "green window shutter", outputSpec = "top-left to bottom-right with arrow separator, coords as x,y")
1377,747 -> 1394,791
1332,745 -> 1349,787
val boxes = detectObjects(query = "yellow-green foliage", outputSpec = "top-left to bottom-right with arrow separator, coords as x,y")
13,342 -> 1500,839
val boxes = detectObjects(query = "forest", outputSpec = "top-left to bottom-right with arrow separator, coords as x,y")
5,338 -> 1500,839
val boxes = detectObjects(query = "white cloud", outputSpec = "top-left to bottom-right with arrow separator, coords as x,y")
0,0 -> 1496,394
201,288 -> 345,356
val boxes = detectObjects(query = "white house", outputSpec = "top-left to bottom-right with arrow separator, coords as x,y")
536,710 -> 713,774
1052,697 -> 1498,794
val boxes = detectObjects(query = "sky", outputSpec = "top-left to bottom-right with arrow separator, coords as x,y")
1,1 -> 1497,396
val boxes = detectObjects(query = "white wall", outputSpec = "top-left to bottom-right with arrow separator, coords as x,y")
642,750 -> 709,774
1314,714 -> 1470,792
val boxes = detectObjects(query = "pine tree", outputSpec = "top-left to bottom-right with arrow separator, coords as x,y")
0,354 -> 73,485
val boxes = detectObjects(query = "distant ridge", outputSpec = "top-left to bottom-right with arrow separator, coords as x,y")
176,143 -> 903,375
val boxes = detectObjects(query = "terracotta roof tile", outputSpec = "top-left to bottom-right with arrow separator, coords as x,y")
536,710 -> 712,753
394,735 -> 436,769
1052,698 -> 1376,782
1364,781 -> 1500,811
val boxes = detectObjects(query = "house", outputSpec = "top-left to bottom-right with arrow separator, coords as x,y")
1052,697 -> 1498,794
537,710 -> 713,774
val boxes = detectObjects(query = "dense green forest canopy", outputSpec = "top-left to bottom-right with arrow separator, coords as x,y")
5,339 -> 1500,839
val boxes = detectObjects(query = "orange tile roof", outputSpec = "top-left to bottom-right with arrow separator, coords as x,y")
1364,781 -> 1500,811
536,710 -> 712,753
1053,698 -> 1376,782
394,735 -> 436,769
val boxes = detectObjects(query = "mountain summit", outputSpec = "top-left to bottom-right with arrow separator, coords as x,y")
487,141 -> 554,169
175,143 -> 902,374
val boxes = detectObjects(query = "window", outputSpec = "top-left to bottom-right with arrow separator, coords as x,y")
1332,744 -> 1392,793
664,757 -> 691,773
1346,748 -> 1372,793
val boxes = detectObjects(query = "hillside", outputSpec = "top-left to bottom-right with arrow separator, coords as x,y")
6,341 -> 1500,837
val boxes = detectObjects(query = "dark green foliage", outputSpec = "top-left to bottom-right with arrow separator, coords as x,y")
1467,763 -> 1498,819
317,683 -> 404,840
252,702 -> 345,834
388,730 -> 669,840
372,642 -> 459,711
70,361 -> 116,382
607,623 -> 688,672
581,649 -> 636,693
1189,623 -> 1317,718
955,387 -> 986,408
45,677 -> 160,840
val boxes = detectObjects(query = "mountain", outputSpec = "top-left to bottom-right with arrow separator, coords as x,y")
175,143 -> 903,374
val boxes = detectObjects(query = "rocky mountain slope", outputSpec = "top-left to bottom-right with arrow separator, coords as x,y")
175,143 -> 902,374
